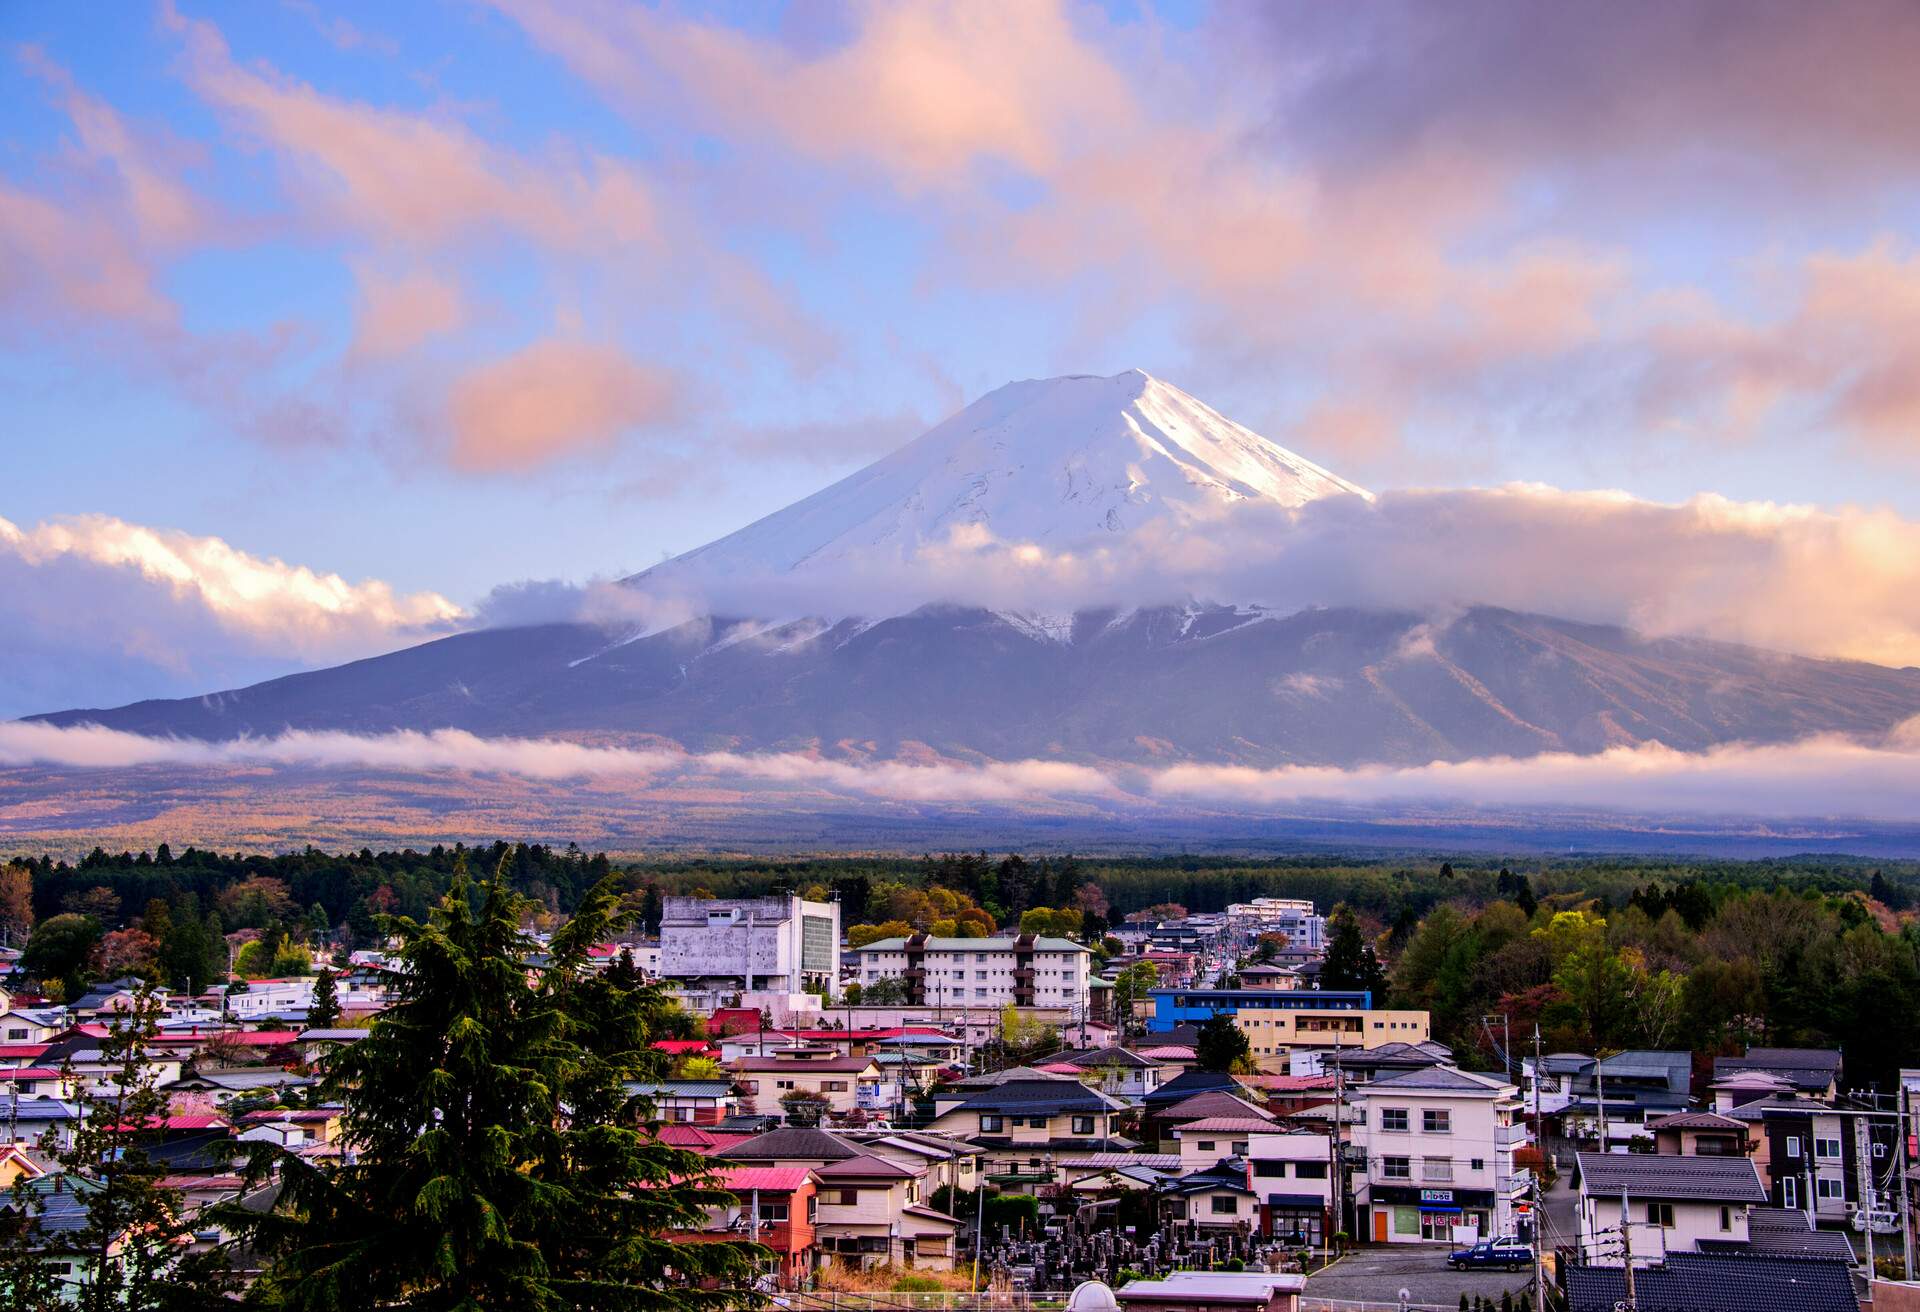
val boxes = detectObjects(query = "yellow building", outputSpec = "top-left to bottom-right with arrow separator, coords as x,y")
1236,1007 -> 1431,1070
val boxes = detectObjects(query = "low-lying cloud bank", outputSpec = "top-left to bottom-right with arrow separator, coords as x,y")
6,720 -> 1920,823
603,486 -> 1920,669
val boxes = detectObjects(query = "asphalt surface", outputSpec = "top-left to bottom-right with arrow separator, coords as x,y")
1304,1245 -> 1539,1310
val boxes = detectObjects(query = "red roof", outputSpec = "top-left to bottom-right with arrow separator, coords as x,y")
586,944 -> 619,958
707,1008 -> 763,1036
227,1031 -> 303,1045
652,1039 -> 717,1055
0,1044 -> 49,1061
240,1109 -> 337,1123
711,1165 -> 814,1193
0,1068 -> 62,1081
113,1114 -> 229,1131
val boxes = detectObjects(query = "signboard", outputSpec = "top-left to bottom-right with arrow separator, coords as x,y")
1420,1189 -> 1455,1203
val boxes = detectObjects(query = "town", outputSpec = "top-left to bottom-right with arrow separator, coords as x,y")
0,858 -> 1911,1312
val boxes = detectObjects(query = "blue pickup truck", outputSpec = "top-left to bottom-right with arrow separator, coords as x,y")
1447,1236 -> 1533,1271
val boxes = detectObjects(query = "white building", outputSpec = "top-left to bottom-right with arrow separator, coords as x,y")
659,894 -> 841,997
1225,899 -> 1326,951
848,933 -> 1091,1011
1351,1065 -> 1526,1244
1575,1152 -> 1768,1264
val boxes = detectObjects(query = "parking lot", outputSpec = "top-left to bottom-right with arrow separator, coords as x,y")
1303,1245 -> 1537,1310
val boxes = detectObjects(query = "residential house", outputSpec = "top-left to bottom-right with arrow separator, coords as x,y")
1245,1127 -> 1336,1247
625,1079 -> 740,1125
1559,1050 -> 1692,1150
1650,1111 -> 1752,1158
845,1129 -> 983,1200
925,1077 -> 1133,1187
1038,1046 -> 1179,1101
1352,1066 -> 1526,1244
1146,1088 -> 1275,1151
716,1127 -> 958,1271
298,1027 -> 370,1063
1319,1041 -> 1455,1084
0,1010 -> 65,1044
1156,1157 -> 1260,1229
1575,1152 -> 1768,1263
732,1049 -> 883,1120
671,1163 -> 819,1285
1712,1048 -> 1843,1101
1726,1089 -> 1897,1223
1173,1116 -> 1278,1172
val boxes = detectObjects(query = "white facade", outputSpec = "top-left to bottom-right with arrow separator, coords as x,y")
660,895 -> 840,994
226,979 -> 315,1017
1352,1067 -> 1525,1244
1225,899 -> 1326,950
849,935 -> 1091,1010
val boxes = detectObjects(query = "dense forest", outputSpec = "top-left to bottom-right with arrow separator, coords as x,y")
5,843 -> 1919,1087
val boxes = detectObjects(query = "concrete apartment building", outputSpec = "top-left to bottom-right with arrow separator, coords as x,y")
1225,899 -> 1327,951
848,933 -> 1091,1010
1351,1066 -> 1525,1244
1146,990 -> 1430,1066
660,894 -> 841,999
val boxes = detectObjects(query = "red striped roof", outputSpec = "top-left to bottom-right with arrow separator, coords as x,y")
0,1045 -> 49,1061
0,1068 -> 62,1080
711,1165 -> 813,1193
652,1039 -> 717,1054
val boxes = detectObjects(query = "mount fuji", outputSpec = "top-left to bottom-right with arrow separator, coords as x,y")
29,372 -> 1920,767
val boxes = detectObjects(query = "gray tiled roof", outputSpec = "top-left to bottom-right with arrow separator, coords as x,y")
1566,1250 -> 1855,1312
1577,1151 -> 1767,1203
957,1079 -> 1126,1114
1359,1066 -> 1510,1094
718,1126 -> 862,1162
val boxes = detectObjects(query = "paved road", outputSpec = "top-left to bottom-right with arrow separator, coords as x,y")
1304,1245 -> 1537,1310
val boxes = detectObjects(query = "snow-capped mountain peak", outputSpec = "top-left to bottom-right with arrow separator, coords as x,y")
641,370 -> 1369,582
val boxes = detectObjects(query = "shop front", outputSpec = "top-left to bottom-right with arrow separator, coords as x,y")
1261,1192 -> 1326,1248
1365,1186 -> 1497,1244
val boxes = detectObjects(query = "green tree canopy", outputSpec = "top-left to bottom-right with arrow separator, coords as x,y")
222,859 -> 759,1310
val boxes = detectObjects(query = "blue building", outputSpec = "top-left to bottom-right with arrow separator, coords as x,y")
1147,988 -> 1373,1033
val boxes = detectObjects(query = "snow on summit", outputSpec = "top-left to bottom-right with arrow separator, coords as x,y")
646,370 -> 1370,583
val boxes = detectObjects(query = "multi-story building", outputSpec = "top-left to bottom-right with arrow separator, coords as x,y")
1225,899 -> 1327,952
660,894 -> 841,998
847,934 -> 1091,1010
1351,1066 -> 1525,1244
925,1075 -> 1133,1186
1145,988 -> 1429,1067
1246,1126 -> 1336,1247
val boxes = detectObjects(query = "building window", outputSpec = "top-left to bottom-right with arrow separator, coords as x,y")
1818,1178 -> 1844,1200
1785,1135 -> 1802,1158
836,1189 -> 858,1206
1783,1178 -> 1798,1209
1814,1137 -> 1842,1159
825,1081 -> 848,1092
981,1115 -> 1004,1133
1422,1109 -> 1451,1134
1382,1156 -> 1411,1180
1470,1158 -> 1484,1171
1196,1141 -> 1216,1152
1072,1116 -> 1095,1135
758,1203 -> 789,1223
1646,1203 -> 1674,1228
1254,1161 -> 1287,1178
1210,1196 -> 1239,1215
1719,1206 -> 1731,1231
1381,1109 -> 1409,1133
1295,1161 -> 1327,1179
1422,1158 -> 1453,1182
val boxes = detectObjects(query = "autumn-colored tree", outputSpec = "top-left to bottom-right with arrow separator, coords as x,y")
846,919 -> 915,948
91,928 -> 160,979
216,876 -> 295,928
0,863 -> 33,947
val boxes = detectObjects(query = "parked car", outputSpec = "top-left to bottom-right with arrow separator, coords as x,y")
1448,1237 -> 1533,1271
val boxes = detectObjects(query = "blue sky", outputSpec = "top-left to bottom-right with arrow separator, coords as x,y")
5,0 -> 1920,714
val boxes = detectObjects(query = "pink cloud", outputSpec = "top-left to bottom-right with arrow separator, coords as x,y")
445,341 -> 682,473
350,266 -> 465,358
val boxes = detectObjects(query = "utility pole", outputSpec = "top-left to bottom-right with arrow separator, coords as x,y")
1594,1057 -> 1610,1154
1330,1028 -> 1346,1262
1532,1024 -> 1547,1312
973,1177 -> 987,1291
1620,1190 -> 1635,1309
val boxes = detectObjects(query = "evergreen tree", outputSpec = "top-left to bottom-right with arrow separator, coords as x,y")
1195,1012 -> 1251,1073
1321,912 -> 1387,996
19,990 -> 235,1309
306,966 -> 341,1031
223,857 -> 758,1310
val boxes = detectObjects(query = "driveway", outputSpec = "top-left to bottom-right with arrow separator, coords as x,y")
1304,1245 -> 1537,1310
